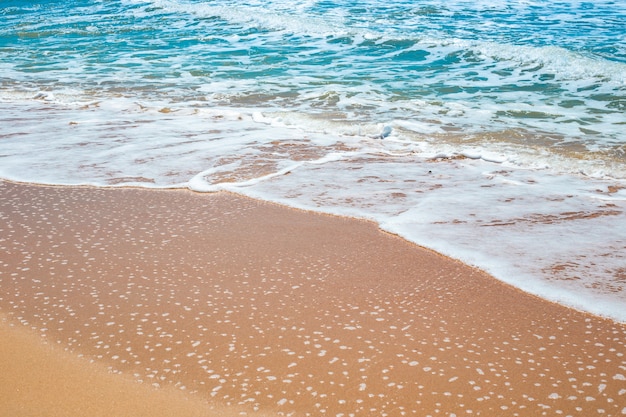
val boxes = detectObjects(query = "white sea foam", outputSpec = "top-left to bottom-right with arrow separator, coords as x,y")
1,0 -> 625,323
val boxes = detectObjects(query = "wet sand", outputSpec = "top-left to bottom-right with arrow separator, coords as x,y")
1,180 -> 625,416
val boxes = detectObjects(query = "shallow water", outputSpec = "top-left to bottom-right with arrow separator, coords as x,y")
0,0 -> 625,321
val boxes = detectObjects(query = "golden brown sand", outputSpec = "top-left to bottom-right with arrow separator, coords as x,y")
0,313 -> 271,417
1,180 -> 625,416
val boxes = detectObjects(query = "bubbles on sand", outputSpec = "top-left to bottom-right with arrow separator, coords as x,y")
1,182 -> 625,416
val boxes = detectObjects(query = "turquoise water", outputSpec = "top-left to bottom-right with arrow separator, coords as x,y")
1,0 -> 625,321
3,0 -> 626,147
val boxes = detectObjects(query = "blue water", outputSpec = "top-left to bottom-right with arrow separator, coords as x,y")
3,0 -> 625,146
1,0 -> 625,321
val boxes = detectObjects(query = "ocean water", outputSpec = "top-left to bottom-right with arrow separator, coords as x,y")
1,0 -> 625,321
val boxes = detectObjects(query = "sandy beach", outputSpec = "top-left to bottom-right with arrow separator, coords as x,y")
0,180 -> 624,416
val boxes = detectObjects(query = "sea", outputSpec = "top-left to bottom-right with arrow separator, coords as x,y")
1,0 -> 625,322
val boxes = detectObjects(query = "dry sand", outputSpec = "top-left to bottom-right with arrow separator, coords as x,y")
0,180 -> 625,416
0,313 -> 262,417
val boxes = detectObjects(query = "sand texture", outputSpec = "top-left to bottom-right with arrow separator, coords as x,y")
1,180 -> 625,416
0,313 -> 265,417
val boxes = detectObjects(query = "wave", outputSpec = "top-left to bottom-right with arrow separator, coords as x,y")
140,0 -> 626,87
138,0 -> 351,37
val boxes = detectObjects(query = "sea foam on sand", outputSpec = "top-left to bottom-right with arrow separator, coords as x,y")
0,181 -> 625,416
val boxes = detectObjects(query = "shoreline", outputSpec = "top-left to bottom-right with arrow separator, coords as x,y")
1,180 -> 625,416
4,178 -> 623,324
